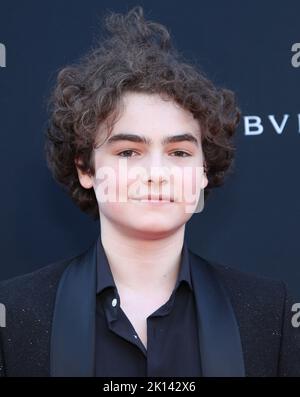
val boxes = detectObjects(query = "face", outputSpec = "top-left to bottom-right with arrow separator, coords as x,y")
76,92 -> 208,239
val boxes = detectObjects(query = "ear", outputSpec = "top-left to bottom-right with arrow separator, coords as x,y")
201,173 -> 209,190
201,162 -> 208,190
74,157 -> 94,189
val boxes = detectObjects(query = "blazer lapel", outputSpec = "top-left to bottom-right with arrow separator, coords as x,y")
50,240 -> 97,377
189,248 -> 245,376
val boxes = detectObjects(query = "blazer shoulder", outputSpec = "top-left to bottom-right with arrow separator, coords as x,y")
199,254 -> 300,377
192,252 -> 289,321
191,251 -> 286,295
0,249 -> 86,307
0,247 -> 91,377
213,262 -> 287,306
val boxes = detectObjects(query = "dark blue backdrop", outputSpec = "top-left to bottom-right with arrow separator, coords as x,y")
0,1 -> 299,299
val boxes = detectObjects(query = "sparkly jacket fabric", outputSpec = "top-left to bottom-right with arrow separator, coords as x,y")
0,243 -> 300,377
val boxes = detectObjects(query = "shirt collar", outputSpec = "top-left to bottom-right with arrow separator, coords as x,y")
96,234 -> 193,295
96,234 -> 116,294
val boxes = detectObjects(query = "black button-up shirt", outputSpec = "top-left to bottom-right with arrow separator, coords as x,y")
95,237 -> 202,377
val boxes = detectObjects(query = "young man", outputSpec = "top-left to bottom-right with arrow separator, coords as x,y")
0,6 -> 299,377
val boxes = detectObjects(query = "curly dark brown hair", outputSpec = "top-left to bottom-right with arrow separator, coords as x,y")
45,6 -> 241,220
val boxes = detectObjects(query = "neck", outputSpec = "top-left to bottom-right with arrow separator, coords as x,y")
99,214 -> 186,294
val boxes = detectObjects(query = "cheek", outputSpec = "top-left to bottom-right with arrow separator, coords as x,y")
175,167 -> 200,203
93,164 -> 138,209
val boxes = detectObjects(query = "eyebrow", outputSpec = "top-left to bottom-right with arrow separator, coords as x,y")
105,133 -> 199,147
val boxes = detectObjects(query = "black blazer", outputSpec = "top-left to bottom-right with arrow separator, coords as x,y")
0,237 -> 299,377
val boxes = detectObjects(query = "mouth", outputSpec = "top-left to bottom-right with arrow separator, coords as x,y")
130,194 -> 175,203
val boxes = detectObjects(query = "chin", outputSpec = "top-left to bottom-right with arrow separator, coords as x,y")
129,221 -> 181,237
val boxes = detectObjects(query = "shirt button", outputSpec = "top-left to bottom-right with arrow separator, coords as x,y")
111,298 -> 117,307
133,334 -> 138,339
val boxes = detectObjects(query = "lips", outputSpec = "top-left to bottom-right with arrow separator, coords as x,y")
131,194 -> 174,202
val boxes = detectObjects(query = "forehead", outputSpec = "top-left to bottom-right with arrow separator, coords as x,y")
111,92 -> 201,138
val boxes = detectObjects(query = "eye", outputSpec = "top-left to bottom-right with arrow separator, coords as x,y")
116,150 -> 139,158
170,151 -> 191,157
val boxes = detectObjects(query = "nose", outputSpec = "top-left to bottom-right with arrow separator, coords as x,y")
140,152 -> 170,186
